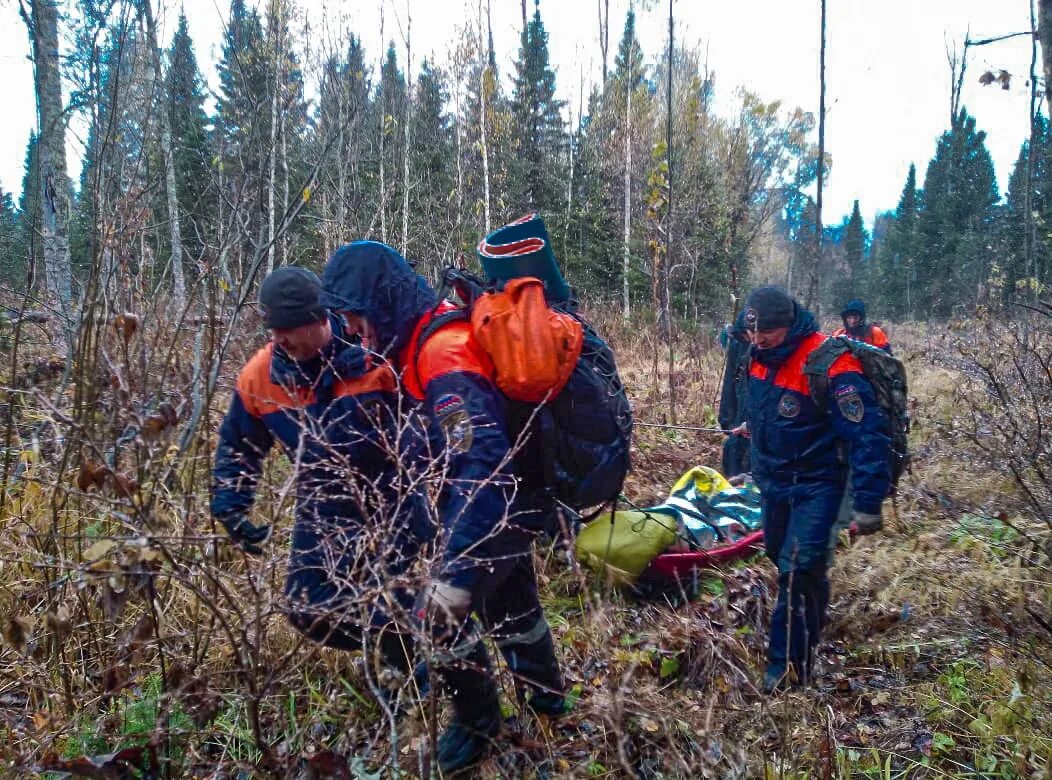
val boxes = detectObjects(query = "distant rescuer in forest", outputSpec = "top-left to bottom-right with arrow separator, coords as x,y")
210,266 -> 431,684
731,286 -> 891,692
833,298 -> 892,353
320,240 -> 567,775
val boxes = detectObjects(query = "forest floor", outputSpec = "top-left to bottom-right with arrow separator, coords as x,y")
0,315 -> 1048,779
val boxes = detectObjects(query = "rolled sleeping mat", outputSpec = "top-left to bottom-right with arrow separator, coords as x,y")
478,213 -> 572,302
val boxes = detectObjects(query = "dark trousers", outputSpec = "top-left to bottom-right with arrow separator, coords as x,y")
283,509 -> 418,673
721,434 -> 751,478
760,478 -> 844,679
444,526 -> 562,691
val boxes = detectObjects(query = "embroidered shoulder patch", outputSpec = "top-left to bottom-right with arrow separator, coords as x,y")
438,409 -> 473,453
778,393 -> 801,418
837,391 -> 864,423
434,393 -> 465,417
833,384 -> 857,398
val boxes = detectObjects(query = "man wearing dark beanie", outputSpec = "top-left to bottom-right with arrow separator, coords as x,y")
210,266 -> 432,697
735,286 -> 891,692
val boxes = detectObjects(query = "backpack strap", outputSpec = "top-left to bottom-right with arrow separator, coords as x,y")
411,267 -> 490,390
803,337 -> 850,413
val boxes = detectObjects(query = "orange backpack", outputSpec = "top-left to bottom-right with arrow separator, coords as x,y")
417,267 -> 632,512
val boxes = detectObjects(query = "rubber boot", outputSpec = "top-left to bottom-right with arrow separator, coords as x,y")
436,643 -> 502,775
501,628 -> 566,717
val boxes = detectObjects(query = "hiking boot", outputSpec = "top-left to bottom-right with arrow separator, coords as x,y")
437,712 -> 501,774
762,662 -> 809,695
436,643 -> 503,774
523,689 -> 567,718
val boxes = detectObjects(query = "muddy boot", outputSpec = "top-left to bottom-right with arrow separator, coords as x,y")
501,627 -> 567,717
437,644 -> 502,775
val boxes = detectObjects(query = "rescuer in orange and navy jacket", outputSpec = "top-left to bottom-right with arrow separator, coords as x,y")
320,241 -> 565,775
736,286 -> 890,694
832,298 -> 892,353
210,266 -> 430,679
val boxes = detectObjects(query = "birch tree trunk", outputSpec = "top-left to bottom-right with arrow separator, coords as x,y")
378,8 -> 387,243
1039,0 -> 1052,120
140,0 -> 185,308
401,9 -> 411,255
266,0 -> 282,273
622,69 -> 632,321
27,0 -> 72,309
480,65 -> 492,235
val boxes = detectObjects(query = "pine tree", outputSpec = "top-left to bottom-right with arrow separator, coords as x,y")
836,199 -> 867,304
0,188 -> 24,287
166,12 -> 213,268
315,35 -> 372,254
916,111 -> 999,318
407,58 -> 454,269
216,0 -> 270,274
509,2 -> 566,214
376,42 -> 407,245
873,164 -> 919,319
1001,115 -> 1052,301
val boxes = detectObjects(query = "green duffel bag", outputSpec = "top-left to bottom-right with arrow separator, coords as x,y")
575,508 -> 679,585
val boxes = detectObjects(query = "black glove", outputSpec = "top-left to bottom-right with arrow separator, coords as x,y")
220,514 -> 271,555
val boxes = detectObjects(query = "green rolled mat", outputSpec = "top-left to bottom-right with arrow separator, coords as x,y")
478,213 -> 572,302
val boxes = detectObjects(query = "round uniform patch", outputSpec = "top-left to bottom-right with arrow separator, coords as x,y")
778,393 -> 801,418
837,391 -> 865,423
438,409 -> 474,454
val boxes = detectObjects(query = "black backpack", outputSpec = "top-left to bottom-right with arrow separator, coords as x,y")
418,268 -> 633,514
803,336 -> 910,489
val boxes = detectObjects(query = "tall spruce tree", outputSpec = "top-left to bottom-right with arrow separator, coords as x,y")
0,188 -> 24,288
216,0 -> 270,275
836,199 -> 867,304
917,111 -> 999,318
376,42 -> 407,245
166,12 -> 213,267
407,58 -> 454,269
873,164 -> 919,319
315,35 -> 372,254
509,2 -> 566,214
1001,114 -> 1052,301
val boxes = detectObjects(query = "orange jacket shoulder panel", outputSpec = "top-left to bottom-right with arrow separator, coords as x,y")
415,320 -> 495,393
236,344 -> 302,417
333,364 -> 397,399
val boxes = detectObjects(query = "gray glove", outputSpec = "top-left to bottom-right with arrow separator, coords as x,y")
850,510 -> 883,536
414,581 -> 472,633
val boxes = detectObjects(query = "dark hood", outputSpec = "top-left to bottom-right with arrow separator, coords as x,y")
753,301 -> 819,369
729,308 -> 750,344
319,241 -> 438,356
841,298 -> 867,334
270,313 -> 368,401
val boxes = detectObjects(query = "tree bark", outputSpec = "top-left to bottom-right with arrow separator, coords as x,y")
26,0 -> 72,309
266,0 -> 282,274
480,65 -> 492,235
808,0 -> 827,310
598,0 -> 610,86
140,0 -> 185,308
401,9 -> 411,256
622,56 -> 632,320
1040,0 -> 1052,121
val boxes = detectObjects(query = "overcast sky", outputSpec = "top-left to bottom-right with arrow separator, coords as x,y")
0,0 -> 1036,224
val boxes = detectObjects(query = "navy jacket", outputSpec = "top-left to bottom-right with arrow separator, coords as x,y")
322,242 -> 541,589
746,307 -> 891,514
210,315 -> 428,548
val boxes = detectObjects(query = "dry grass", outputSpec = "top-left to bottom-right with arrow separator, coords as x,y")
0,313 -> 1048,779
